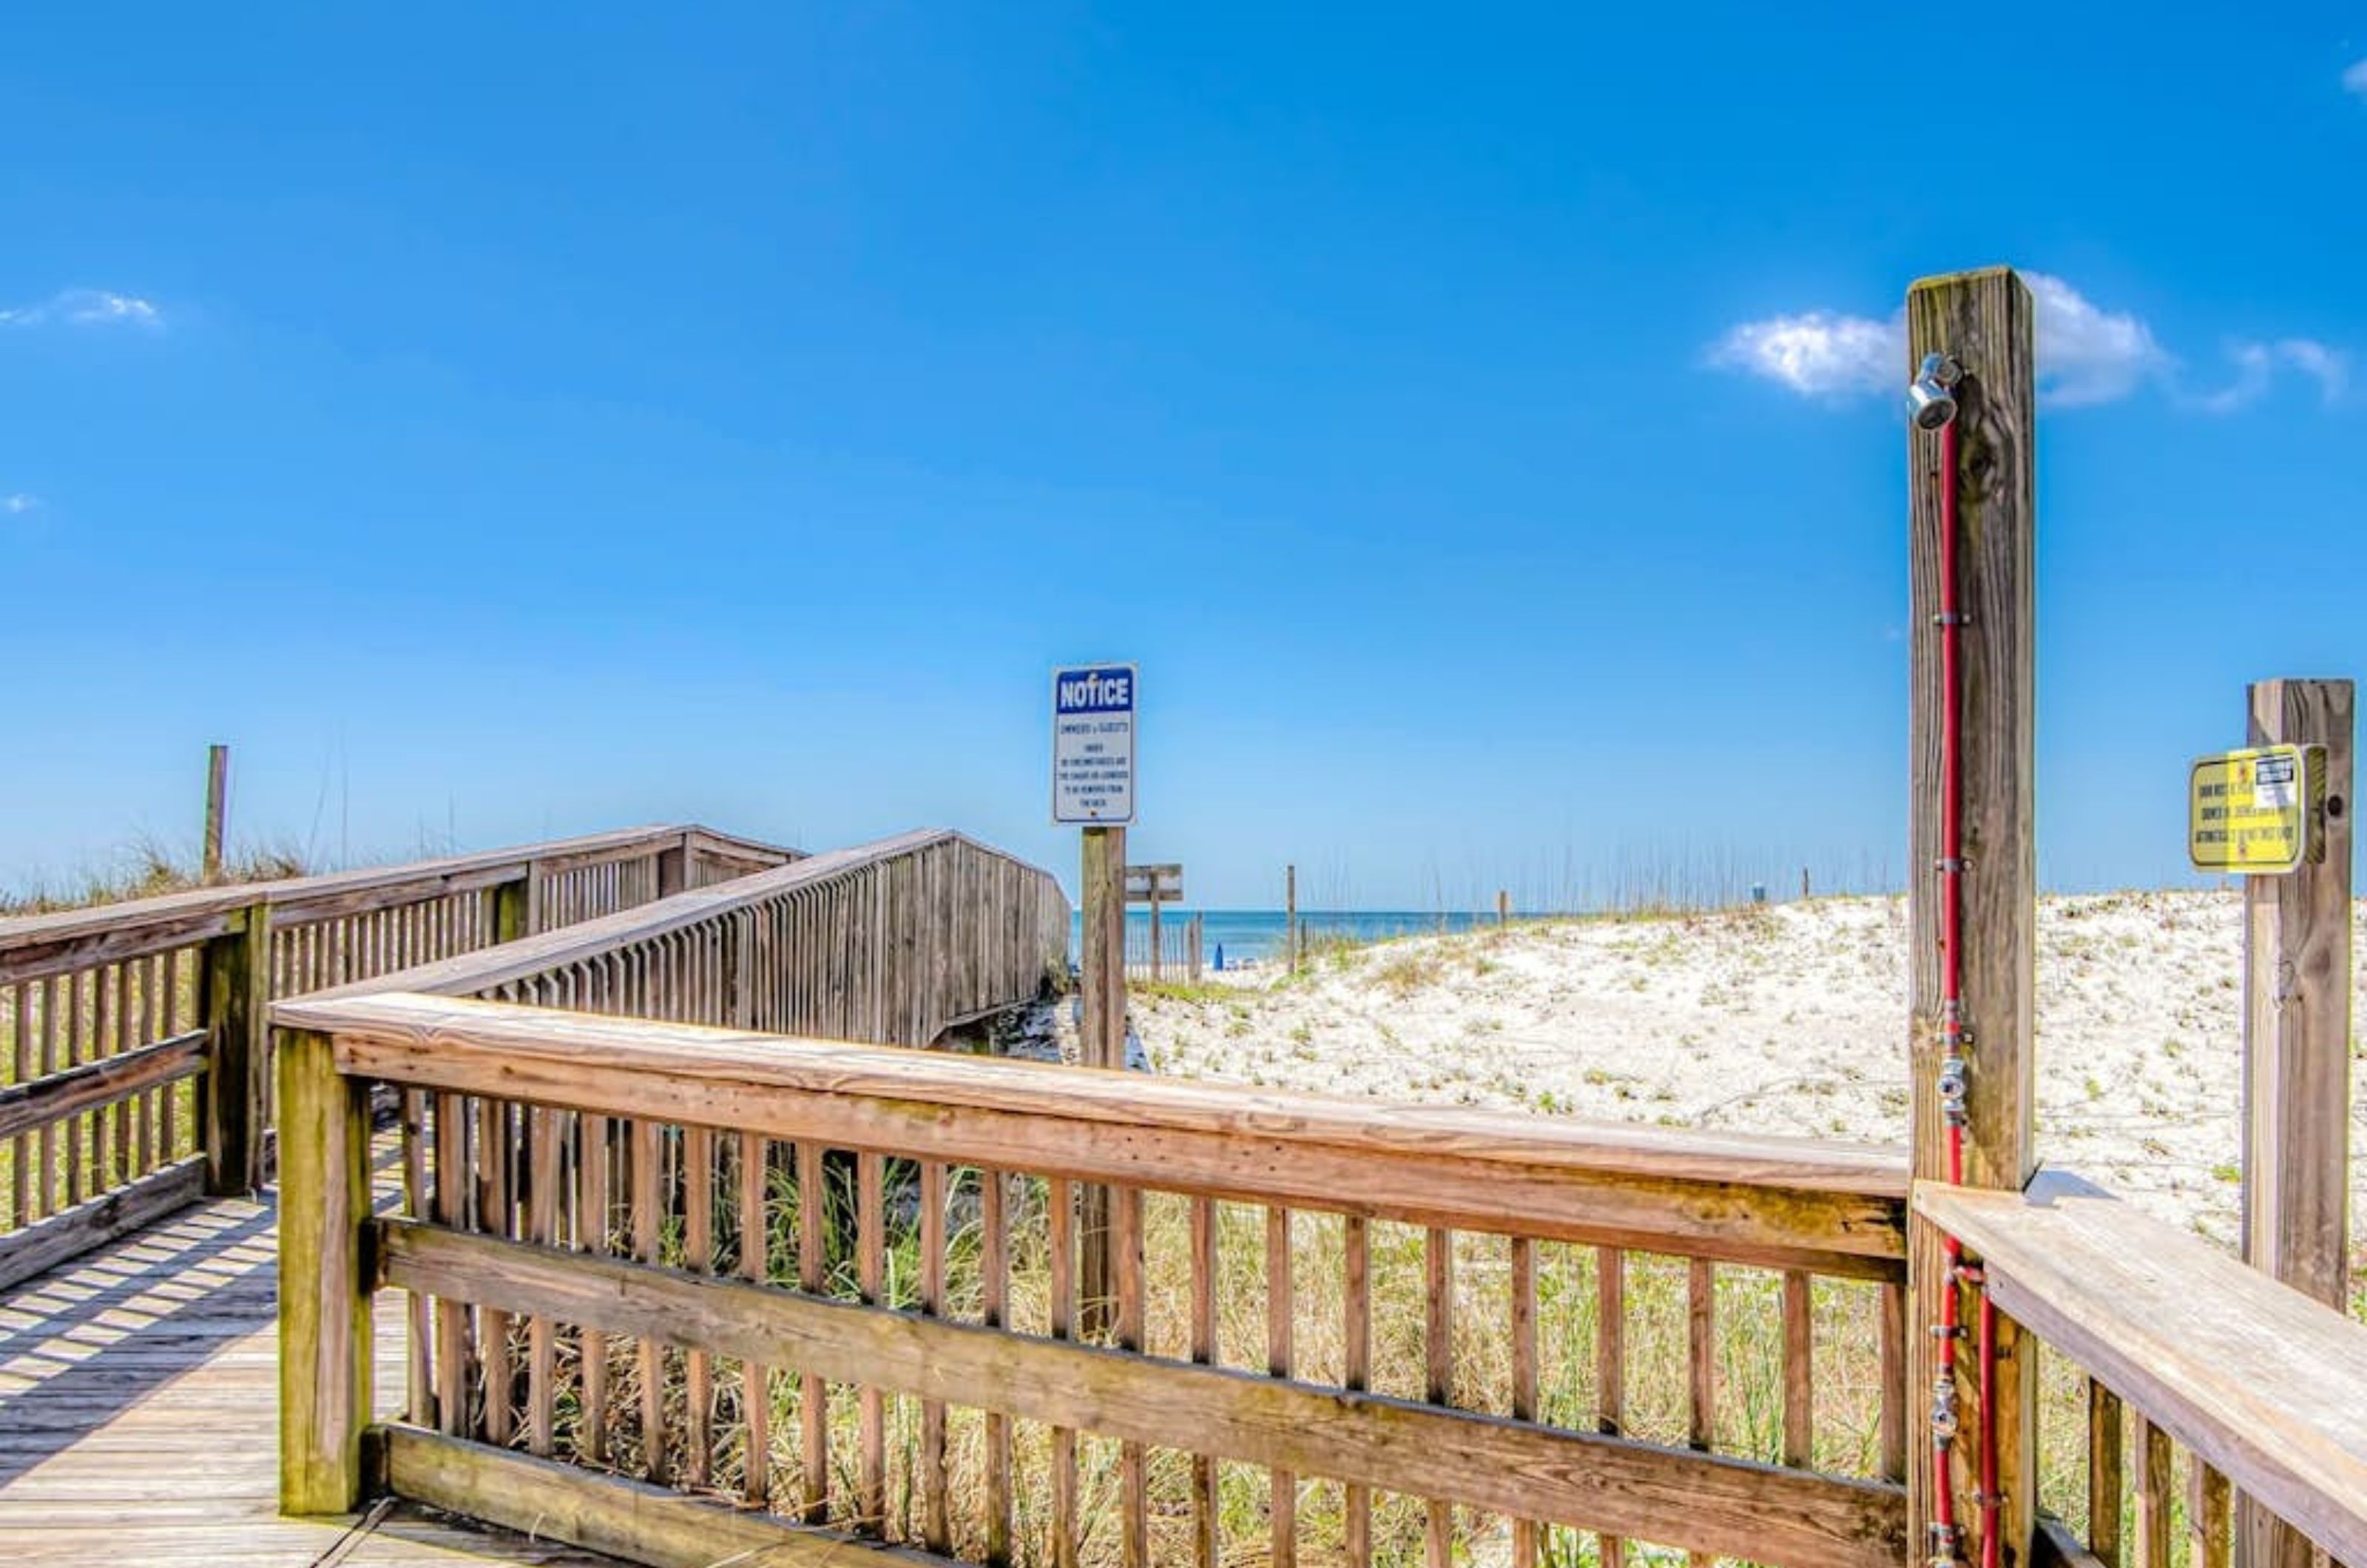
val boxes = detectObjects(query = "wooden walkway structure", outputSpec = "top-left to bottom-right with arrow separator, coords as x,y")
0,1157 -> 626,1565
3,266 -> 2363,1568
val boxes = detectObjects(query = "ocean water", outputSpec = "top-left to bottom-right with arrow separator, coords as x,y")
1070,908 -> 1510,967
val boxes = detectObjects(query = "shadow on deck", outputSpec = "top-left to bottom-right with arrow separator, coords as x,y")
0,1178 -> 625,1567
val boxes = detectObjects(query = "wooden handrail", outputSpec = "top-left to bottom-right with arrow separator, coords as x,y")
0,822 -> 800,982
295,828 -> 954,1003
1915,1171 -> 2367,1564
273,990 -> 1908,1275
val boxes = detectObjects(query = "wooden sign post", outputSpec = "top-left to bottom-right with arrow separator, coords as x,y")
2237,677 -> 2353,1568
1053,664 -> 1138,1341
203,744 -> 229,883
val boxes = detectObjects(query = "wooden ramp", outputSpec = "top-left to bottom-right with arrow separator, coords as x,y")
0,1185 -> 624,1567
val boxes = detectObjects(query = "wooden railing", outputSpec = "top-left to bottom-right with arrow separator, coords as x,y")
315,829 -> 1074,1049
273,984 -> 1911,1568
0,823 -> 795,1290
1918,1173 -> 2367,1568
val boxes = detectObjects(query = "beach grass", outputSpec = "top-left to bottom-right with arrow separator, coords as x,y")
514,1149 -> 1894,1568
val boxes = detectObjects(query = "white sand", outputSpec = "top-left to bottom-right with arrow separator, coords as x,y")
1094,891 -> 2365,1253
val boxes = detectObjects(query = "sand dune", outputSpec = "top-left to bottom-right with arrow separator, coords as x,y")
1105,891 -> 2365,1256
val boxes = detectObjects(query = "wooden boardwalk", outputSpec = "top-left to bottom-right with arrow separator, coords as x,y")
0,1180 -> 624,1567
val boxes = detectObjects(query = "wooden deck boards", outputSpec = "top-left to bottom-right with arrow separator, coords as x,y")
0,1183 -> 625,1566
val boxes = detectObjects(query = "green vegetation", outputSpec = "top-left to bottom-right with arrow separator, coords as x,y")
1,834 -> 311,916
521,1146 -> 1892,1568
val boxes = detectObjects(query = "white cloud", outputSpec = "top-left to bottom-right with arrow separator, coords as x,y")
2189,338 -> 2349,412
0,288 -> 164,330
2345,58 -> 2367,96
1709,311 -> 1900,397
2272,338 -> 2349,400
2023,272 -> 2167,405
2,493 -> 40,516
1713,274 -> 2340,414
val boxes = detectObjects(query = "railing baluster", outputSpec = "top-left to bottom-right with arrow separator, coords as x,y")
1118,1181 -> 1147,1568
1194,1194 -> 1223,1568
433,1089 -> 471,1437
635,1116 -> 666,1481
1344,1212 -> 1382,1568
983,1168 -> 1013,1568
402,1087 -> 431,1427
797,1140 -> 828,1524
41,976 -> 62,1214
684,1123 -> 714,1486
1510,1235 -> 1539,1568
110,960 -> 130,1186
1782,1268 -> 1814,1470
1425,1226 -> 1453,1568
2090,1377 -> 2124,1568
857,1148 -> 886,1533
527,1104 -> 559,1456
1686,1257 -> 1716,1567
1598,1246 -> 1627,1568
1268,1204 -> 1296,1568
90,964 -> 110,1192
2190,1456 -> 2230,1568
1688,1257 -> 1715,1454
1880,1278 -> 1908,1483
156,951 -> 178,1165
10,982 -> 29,1224
478,1095 -> 514,1448
578,1110 -> 610,1464
135,956 -> 157,1175
1050,1175 -> 1078,1568
740,1129 -> 771,1507
919,1158 -> 950,1555
2135,1415 -> 2170,1568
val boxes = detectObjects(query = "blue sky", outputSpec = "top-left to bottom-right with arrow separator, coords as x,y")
4,4 -> 2363,908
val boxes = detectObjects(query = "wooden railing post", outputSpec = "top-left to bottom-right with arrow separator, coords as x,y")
202,743 -> 229,884
2238,677 -> 2353,1568
491,875 -> 530,945
201,902 -> 271,1196
657,832 -> 692,898
1907,267 -> 2038,1568
277,1026 -> 374,1514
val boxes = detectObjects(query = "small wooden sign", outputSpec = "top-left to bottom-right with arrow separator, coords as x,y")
2189,743 -> 2325,873
1124,863 -> 1183,903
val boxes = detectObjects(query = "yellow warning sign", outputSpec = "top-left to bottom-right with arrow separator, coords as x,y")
2188,744 -> 2324,873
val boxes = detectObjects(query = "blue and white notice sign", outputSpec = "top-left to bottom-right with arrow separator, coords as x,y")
1052,663 -> 1136,825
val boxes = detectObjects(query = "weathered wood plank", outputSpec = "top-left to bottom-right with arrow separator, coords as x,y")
1184,1194 -> 1221,1568
1781,1269 -> 1813,1470
277,1028 -> 373,1514
982,1168 -> 1013,1568
377,1218 -> 1908,1568
291,993 -> 1908,1277
740,1129 -> 771,1507
1917,1174 -> 2367,1564
1269,1204 -> 1297,1568
0,823 -> 782,987
0,1027 -> 206,1142
1510,1235 -> 1539,1568
2089,1377 -> 2124,1568
2240,679 -> 2354,1568
0,1155 -> 204,1294
382,1425 -> 961,1568
1905,264 -> 2040,1564
203,905 -> 271,1196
